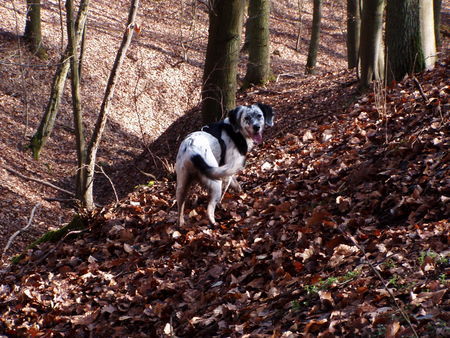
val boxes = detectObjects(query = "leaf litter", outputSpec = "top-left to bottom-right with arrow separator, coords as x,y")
0,58 -> 449,338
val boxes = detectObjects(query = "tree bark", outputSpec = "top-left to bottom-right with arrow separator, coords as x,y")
243,0 -> 271,87
359,0 -> 384,90
305,0 -> 322,74
66,0 -> 87,199
81,0 -> 140,209
386,0 -> 436,84
201,0 -> 245,124
29,0 -> 90,160
419,0 -> 437,69
386,0 -> 421,83
24,0 -> 46,58
434,0 -> 442,47
295,0 -> 304,51
346,0 -> 361,69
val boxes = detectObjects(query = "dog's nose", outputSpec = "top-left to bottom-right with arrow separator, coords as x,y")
253,125 -> 260,132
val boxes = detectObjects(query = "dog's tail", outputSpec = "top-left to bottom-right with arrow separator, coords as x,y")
191,154 -> 242,180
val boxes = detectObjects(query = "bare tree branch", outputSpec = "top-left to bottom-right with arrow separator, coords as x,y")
4,166 -> 75,197
2,203 -> 41,259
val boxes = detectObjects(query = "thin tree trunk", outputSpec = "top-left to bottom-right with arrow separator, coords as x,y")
66,0 -> 86,199
244,0 -> 271,87
434,0 -> 442,47
305,0 -> 322,74
419,0 -> 437,69
79,18 -> 88,79
24,0 -> 46,58
295,0 -> 304,51
346,0 -> 361,69
81,0 -> 140,209
359,0 -> 384,90
29,0 -> 89,160
201,0 -> 245,124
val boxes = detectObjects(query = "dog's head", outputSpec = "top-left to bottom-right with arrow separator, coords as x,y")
228,103 -> 275,144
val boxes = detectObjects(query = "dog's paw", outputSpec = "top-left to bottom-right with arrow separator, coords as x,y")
230,176 -> 242,192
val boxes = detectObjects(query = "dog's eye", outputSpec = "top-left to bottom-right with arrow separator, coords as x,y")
244,116 -> 251,122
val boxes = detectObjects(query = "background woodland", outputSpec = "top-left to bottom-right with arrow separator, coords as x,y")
0,0 -> 449,336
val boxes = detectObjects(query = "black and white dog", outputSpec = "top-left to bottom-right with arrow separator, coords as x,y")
175,103 -> 275,226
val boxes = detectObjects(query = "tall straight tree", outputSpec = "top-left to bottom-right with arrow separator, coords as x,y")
305,0 -> 322,74
359,0 -> 385,89
30,0 -> 89,160
434,0 -> 442,47
65,0 -> 140,209
346,0 -> 361,69
201,0 -> 245,124
243,0 -> 271,87
419,0 -> 437,68
386,0 -> 437,83
24,0 -> 46,57
66,0 -> 86,199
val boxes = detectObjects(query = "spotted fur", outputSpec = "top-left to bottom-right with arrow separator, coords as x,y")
175,103 -> 274,226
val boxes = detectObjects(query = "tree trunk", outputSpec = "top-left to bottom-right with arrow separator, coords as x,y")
359,0 -> 384,89
24,0 -> 46,58
419,0 -> 437,69
81,0 -> 140,209
243,0 -> 271,87
295,0 -> 304,51
346,0 -> 361,69
434,0 -> 442,47
201,0 -> 245,124
305,0 -> 322,74
386,0 -> 421,83
386,0 -> 436,84
79,19 -> 88,79
66,0 -> 87,199
29,0 -> 90,160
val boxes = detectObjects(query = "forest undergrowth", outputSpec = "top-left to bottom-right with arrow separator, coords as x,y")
0,55 -> 448,336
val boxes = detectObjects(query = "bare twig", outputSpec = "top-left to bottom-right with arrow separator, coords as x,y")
373,79 -> 388,143
96,164 -> 119,204
338,226 -> 419,338
2,203 -> 41,259
412,76 -> 429,104
4,166 -> 75,197
136,167 -> 156,179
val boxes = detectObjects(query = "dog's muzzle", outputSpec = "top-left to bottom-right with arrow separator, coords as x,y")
252,127 -> 263,144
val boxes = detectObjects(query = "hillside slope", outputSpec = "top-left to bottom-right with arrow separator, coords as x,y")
0,57 -> 448,336
0,0 -> 347,254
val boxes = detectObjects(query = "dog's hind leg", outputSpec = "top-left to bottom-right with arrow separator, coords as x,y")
221,176 -> 232,202
205,179 -> 222,225
230,176 -> 242,192
176,174 -> 192,227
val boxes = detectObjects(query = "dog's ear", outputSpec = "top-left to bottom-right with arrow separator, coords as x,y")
256,103 -> 274,126
228,106 -> 243,132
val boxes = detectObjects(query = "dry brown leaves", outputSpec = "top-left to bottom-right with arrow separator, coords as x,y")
1,60 -> 449,338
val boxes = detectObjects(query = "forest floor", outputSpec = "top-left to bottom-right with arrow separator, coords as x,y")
0,0 -> 449,337
0,0 -> 350,255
